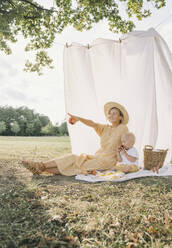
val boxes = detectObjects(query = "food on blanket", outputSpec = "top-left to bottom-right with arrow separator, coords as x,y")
95,170 -> 125,180
107,171 -> 125,180
99,173 -> 105,177
106,172 -> 114,176
111,171 -> 125,177
111,176 -> 118,180
92,170 -> 98,175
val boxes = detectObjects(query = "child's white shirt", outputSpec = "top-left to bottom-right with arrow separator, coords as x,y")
118,147 -> 139,166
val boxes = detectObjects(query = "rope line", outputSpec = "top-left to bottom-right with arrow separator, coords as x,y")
155,12 -> 172,29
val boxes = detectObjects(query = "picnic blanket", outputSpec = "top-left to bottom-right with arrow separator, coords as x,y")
75,164 -> 172,182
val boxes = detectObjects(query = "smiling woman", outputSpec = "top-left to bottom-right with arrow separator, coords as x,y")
107,108 -> 124,124
23,101 -> 129,176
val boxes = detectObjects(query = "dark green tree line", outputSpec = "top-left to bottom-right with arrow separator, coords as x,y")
0,106 -> 68,136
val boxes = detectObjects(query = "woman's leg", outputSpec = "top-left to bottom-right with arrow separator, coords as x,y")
43,160 -> 60,174
44,167 -> 60,174
23,159 -> 60,174
43,160 -> 58,168
23,154 -> 77,176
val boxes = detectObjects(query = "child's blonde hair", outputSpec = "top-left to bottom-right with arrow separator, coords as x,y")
121,132 -> 136,145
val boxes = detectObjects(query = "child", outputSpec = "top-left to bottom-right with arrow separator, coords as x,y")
114,132 -> 139,173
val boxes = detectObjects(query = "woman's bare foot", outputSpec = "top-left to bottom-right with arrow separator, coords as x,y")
22,160 -> 46,175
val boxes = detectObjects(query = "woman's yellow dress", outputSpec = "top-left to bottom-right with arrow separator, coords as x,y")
53,122 -> 128,176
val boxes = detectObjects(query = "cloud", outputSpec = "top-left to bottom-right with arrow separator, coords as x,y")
0,57 -> 18,77
2,87 -> 38,104
4,88 -> 27,101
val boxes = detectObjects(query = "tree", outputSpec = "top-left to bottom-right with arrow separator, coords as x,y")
17,114 -> 27,136
0,106 -> 18,135
0,0 -> 166,74
0,121 -> 6,134
11,121 -> 20,135
53,122 -> 60,136
25,122 -> 34,136
39,115 -> 50,127
33,119 -> 42,136
58,122 -> 69,136
0,106 -> 51,136
41,122 -> 55,136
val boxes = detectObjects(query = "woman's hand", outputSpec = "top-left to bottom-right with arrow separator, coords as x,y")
68,113 -> 79,125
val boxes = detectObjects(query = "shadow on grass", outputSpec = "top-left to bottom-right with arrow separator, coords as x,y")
31,171 -> 172,191
20,160 -> 93,187
31,174 -> 92,187
1,160 -> 172,248
0,173 -> 79,248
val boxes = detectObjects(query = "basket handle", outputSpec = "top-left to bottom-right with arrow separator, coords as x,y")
144,145 -> 153,150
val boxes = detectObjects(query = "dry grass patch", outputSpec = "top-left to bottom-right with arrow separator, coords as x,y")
0,136 -> 172,247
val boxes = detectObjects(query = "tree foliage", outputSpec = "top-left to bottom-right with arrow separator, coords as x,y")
0,0 -> 166,74
0,106 -> 69,136
0,121 -> 6,134
58,122 -> 69,136
11,121 -> 20,135
41,122 -> 56,136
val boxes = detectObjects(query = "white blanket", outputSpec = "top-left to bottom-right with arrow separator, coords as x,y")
75,164 -> 172,183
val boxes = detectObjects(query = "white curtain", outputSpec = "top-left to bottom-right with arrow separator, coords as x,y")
63,28 -> 172,165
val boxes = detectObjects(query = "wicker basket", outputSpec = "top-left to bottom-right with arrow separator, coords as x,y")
143,145 -> 168,170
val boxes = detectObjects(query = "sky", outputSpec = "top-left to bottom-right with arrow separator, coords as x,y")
0,0 -> 172,124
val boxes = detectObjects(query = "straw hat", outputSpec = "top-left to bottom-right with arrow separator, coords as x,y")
104,102 -> 129,124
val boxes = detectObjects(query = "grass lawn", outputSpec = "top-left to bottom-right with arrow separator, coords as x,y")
0,136 -> 172,248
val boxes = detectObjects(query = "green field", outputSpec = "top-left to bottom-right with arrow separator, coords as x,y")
0,136 -> 172,248
0,136 -> 71,161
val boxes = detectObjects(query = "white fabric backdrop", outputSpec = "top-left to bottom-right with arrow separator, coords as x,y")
63,28 -> 172,165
